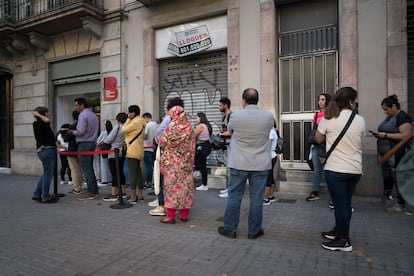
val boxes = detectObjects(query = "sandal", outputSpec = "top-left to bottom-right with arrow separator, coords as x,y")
160,218 -> 176,224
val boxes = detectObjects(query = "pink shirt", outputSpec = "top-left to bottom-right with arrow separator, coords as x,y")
198,124 -> 210,142
314,111 -> 325,125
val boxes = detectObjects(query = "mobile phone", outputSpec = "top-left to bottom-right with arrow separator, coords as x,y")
369,130 -> 376,134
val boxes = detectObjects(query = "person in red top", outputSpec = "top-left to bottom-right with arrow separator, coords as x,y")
306,93 -> 331,201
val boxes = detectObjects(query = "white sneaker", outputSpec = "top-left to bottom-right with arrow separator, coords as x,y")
97,182 -> 109,187
193,171 -> 201,177
220,188 -> 228,194
60,181 -> 67,185
68,181 -> 73,185
149,206 -> 166,216
218,192 -> 228,198
196,185 -> 208,191
148,199 -> 159,207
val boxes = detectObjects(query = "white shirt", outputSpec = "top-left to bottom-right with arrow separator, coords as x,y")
269,127 -> 278,159
318,109 -> 366,174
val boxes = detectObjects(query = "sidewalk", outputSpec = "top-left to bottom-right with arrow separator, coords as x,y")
0,173 -> 413,275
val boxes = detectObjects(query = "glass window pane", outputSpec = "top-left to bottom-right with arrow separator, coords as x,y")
292,58 -> 300,112
304,121 -> 312,161
314,55 -> 323,107
326,53 -> 336,94
282,122 -> 290,160
293,122 -> 301,160
281,60 -> 290,113
303,56 -> 312,111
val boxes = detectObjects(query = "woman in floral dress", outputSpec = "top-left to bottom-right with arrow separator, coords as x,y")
158,104 -> 195,223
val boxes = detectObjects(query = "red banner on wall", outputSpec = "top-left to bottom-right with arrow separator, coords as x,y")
104,77 -> 118,101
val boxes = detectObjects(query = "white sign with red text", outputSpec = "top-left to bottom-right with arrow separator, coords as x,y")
155,16 -> 227,59
167,25 -> 212,57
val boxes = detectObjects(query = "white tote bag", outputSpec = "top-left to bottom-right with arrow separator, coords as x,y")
153,146 -> 161,195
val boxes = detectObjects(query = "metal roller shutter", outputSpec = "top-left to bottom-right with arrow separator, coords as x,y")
159,50 -> 228,133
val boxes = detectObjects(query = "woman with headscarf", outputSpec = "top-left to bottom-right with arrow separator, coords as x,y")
158,100 -> 195,224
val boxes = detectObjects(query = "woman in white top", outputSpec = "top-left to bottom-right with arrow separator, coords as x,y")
315,87 -> 366,252
56,123 -> 72,185
263,120 -> 278,205
194,112 -> 212,191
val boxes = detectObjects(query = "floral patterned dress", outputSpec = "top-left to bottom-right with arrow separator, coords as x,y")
159,106 -> 195,210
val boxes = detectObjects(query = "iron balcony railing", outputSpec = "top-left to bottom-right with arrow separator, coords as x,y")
0,0 -> 103,22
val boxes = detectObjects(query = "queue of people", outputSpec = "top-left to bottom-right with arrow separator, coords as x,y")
31,86 -> 412,253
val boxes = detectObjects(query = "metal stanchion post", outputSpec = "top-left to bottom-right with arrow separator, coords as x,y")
110,148 -> 133,209
54,152 -> 65,198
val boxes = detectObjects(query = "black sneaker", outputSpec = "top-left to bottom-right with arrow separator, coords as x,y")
103,194 -> 118,202
321,229 -> 336,240
321,239 -> 352,252
42,197 -> 59,204
268,196 -> 277,203
32,196 -> 42,202
306,191 -> 320,201
263,199 -> 270,206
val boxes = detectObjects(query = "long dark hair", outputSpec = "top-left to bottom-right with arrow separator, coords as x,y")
319,93 -> 331,109
325,87 -> 358,119
105,120 -> 113,134
197,112 -> 212,136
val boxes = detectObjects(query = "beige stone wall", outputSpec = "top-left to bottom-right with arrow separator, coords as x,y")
11,20 -> 121,175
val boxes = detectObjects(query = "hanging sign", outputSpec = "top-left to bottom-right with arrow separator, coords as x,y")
167,25 -> 212,57
104,77 -> 118,101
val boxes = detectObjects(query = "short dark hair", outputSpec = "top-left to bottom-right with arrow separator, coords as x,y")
219,97 -> 231,108
242,88 -> 259,105
74,97 -> 88,107
33,106 -> 48,115
128,105 -> 140,115
166,97 -> 184,110
116,112 -> 128,123
72,110 -> 79,120
142,112 -> 152,119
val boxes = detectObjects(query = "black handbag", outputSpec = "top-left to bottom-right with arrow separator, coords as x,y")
100,143 -> 111,158
308,112 -> 320,145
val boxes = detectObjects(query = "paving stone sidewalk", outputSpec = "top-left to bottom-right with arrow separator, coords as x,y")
0,173 -> 413,276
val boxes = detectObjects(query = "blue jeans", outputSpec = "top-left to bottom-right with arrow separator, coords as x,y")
144,151 -> 154,184
158,173 -> 164,206
325,170 -> 361,240
224,168 -> 268,235
78,141 -> 98,194
311,145 -> 323,192
123,159 -> 129,184
34,148 -> 56,201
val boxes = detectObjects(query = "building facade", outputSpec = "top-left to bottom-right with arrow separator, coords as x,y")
0,0 -> 410,196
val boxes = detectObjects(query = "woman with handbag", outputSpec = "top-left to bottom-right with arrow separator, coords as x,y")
306,93 -> 331,201
315,87 -> 365,252
102,113 -> 128,202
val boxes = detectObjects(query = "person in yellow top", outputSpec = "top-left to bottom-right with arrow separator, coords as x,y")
122,105 -> 146,203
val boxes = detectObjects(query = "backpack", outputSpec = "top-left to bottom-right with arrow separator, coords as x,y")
275,130 -> 284,154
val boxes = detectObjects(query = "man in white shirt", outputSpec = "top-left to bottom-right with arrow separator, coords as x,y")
143,112 -> 158,189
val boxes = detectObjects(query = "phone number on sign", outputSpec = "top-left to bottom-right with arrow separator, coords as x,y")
178,38 -> 212,54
